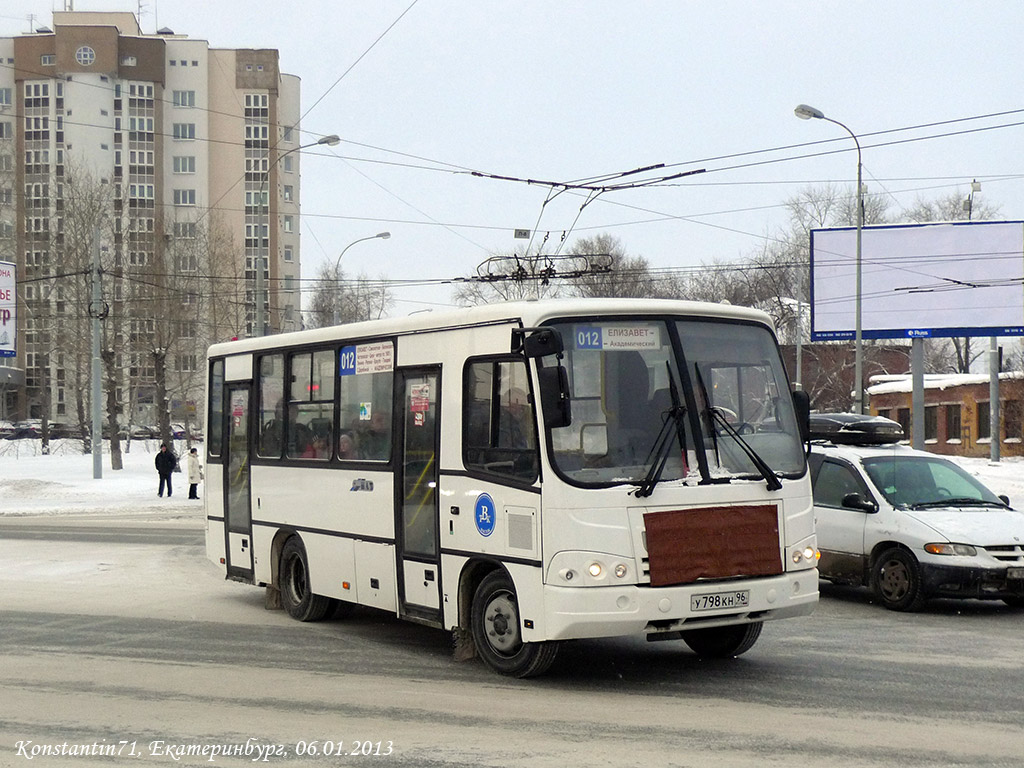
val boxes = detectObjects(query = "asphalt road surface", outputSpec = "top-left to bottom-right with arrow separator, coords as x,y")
1,513 -> 1022,767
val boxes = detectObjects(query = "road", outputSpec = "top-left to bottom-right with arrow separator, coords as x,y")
1,513 -> 1022,767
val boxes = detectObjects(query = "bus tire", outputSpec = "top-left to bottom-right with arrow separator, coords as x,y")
681,621 -> 763,658
470,570 -> 558,678
279,537 -> 332,622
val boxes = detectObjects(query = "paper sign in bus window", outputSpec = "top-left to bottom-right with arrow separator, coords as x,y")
340,341 -> 394,376
575,324 -> 661,351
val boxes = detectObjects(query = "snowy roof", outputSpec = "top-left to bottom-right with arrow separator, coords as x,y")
867,371 -> 1024,395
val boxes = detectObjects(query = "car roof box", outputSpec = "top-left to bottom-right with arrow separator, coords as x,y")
808,413 -> 904,445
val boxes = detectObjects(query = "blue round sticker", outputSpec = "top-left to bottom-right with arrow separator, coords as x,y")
474,493 -> 496,537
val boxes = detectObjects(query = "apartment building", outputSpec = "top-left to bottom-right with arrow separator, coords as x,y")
0,11 -> 304,423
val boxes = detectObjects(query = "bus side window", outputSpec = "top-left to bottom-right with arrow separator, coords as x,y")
338,342 -> 394,463
287,349 -> 335,461
208,359 -> 225,458
463,358 -> 538,482
257,354 -> 284,458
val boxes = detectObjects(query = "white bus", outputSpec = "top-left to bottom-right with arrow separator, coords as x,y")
205,299 -> 818,677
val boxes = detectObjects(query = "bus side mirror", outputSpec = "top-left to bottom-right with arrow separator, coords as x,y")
538,365 -> 571,429
792,389 -> 810,443
513,327 -> 564,358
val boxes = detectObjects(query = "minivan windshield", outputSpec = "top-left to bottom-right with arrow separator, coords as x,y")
862,455 -> 1005,509
543,317 -> 805,487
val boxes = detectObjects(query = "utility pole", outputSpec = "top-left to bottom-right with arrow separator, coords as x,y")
90,228 -> 102,479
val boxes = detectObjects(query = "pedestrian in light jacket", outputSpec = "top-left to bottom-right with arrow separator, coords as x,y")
155,443 -> 176,497
187,447 -> 203,500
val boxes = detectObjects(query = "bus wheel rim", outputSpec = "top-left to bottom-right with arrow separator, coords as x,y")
484,591 -> 520,655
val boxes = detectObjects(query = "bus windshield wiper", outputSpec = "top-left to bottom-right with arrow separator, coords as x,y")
707,407 -> 783,492
632,405 -> 687,498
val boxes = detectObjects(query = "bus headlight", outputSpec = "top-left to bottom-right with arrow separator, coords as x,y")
788,540 -> 819,569
550,552 -> 635,585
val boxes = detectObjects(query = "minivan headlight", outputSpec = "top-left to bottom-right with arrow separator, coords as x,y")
924,543 -> 978,556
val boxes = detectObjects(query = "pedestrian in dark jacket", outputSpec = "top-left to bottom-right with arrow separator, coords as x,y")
155,443 -> 176,497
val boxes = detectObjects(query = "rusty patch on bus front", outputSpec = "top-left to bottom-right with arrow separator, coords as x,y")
643,505 -> 782,587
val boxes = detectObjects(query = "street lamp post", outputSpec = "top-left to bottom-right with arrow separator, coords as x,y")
795,104 -> 865,413
332,232 -> 391,326
255,134 -> 340,336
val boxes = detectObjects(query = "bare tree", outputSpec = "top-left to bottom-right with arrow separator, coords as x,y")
305,264 -> 394,329
566,234 -> 668,298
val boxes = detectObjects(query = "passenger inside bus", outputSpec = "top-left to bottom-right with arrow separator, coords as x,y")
338,432 -> 356,460
356,410 -> 391,460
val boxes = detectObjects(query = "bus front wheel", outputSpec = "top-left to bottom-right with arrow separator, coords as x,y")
279,537 -> 332,622
470,570 -> 558,678
681,621 -> 763,658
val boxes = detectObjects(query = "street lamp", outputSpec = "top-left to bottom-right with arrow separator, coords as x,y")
255,133 -> 340,336
332,232 -> 391,326
795,104 -> 865,413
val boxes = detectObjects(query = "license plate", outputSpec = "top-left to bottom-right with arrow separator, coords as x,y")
690,590 -> 750,612
1008,567 -> 1024,580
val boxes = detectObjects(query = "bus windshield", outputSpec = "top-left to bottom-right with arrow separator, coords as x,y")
545,317 -> 805,487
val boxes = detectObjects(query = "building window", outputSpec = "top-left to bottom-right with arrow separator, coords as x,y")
0,123 -> 11,139
75,46 -> 96,66
0,88 -> 10,105
897,408 -> 910,439
172,90 -> 196,108
41,55 -> 55,66
283,156 -> 293,172
283,216 -> 293,233
172,123 -> 196,140
173,156 -> 196,173
283,185 -> 293,202
173,189 -> 196,206
121,56 -> 137,66
283,246 -> 293,262
173,221 -> 197,239
1004,401 -> 1022,442
924,406 -> 937,442
945,404 -> 961,443
978,401 -> 991,441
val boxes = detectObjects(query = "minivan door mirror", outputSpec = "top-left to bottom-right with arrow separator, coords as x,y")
842,492 -> 878,513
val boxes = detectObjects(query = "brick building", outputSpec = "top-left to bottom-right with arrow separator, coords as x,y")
867,373 -> 1024,458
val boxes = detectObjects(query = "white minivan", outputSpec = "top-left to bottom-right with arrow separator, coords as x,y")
809,415 -> 1024,611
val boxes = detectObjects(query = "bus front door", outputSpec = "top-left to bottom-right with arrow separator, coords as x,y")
224,385 -> 254,581
396,368 -> 442,623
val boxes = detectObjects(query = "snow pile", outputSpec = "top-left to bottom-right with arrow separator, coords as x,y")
0,439 -> 198,516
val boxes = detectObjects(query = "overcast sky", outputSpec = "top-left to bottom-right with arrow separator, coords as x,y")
3,1 -> 1023,312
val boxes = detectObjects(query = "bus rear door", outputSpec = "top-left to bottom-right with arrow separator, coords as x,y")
224,384 -> 254,580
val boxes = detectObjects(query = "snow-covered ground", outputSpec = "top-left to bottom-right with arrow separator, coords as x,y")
3,438 -> 1024,516
0,439 -> 202,516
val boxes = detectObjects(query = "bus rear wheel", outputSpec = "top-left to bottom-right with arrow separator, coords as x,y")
681,621 -> 763,658
280,537 -> 332,622
470,570 -> 558,678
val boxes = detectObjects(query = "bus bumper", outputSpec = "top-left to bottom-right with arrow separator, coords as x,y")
538,570 -> 818,642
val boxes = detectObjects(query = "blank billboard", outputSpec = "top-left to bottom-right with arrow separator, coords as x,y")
810,221 -> 1024,340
